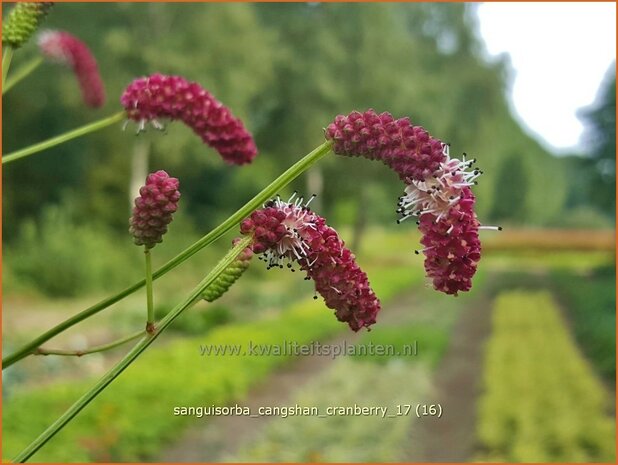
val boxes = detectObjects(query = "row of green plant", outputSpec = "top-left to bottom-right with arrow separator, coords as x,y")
2,259 -> 421,462
550,265 -> 616,382
477,291 -> 615,462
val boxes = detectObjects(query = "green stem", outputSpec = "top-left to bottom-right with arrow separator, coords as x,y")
2,140 -> 332,369
2,111 -> 125,165
3,55 -> 42,94
144,247 -> 155,333
34,329 -> 146,357
12,237 -> 253,463
3,46 -> 14,88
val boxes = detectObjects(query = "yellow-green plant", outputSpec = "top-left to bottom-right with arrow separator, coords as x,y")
477,291 -> 615,462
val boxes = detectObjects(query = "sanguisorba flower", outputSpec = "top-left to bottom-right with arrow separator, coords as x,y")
240,195 -> 380,331
121,74 -> 258,165
325,110 -> 499,296
3,2 -> 53,48
129,170 -> 180,249
38,30 -> 105,108
325,109 -> 446,182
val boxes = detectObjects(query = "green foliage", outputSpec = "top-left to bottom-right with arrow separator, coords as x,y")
2,253 -> 421,462
477,291 -> 615,462
155,304 -> 233,336
353,323 -> 448,368
2,304 -> 340,462
551,266 -> 616,381
4,202 -> 141,297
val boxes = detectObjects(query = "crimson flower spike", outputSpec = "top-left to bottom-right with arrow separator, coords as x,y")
38,30 -> 106,108
240,194 -> 380,331
326,109 -> 501,296
121,74 -> 258,165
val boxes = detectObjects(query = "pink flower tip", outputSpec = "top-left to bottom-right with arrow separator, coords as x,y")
38,30 -> 105,108
120,73 -> 258,165
129,170 -> 181,249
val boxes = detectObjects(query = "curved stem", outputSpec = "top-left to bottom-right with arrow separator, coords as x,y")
144,248 -> 155,333
2,140 -> 332,369
3,56 -> 43,94
2,46 -> 14,87
12,237 -> 253,463
34,329 -> 146,357
2,111 -> 125,165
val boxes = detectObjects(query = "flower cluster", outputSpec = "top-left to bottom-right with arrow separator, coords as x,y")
129,170 -> 181,249
202,239 -> 253,303
38,30 -> 105,108
325,109 -> 445,182
121,74 -> 258,165
326,110 -> 497,295
240,195 -> 380,331
3,2 -> 53,48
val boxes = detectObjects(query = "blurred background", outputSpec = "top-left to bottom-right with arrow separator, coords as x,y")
2,2 -> 615,462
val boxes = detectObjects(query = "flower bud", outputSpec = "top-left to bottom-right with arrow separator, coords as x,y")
3,2 -> 53,48
129,170 -> 180,249
202,239 -> 253,302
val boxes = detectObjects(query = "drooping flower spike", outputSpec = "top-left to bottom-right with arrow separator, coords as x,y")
3,2 -> 53,48
240,194 -> 380,331
129,170 -> 181,249
202,238 -> 253,302
121,74 -> 258,165
38,30 -> 105,108
325,110 -> 500,296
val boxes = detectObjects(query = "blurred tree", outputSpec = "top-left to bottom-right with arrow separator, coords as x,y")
579,68 -> 616,216
489,153 -> 527,222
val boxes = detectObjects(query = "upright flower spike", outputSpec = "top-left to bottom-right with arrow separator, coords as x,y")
3,2 -> 53,48
38,30 -> 105,108
202,238 -> 253,302
240,195 -> 381,331
129,170 -> 180,249
121,74 -> 258,165
325,109 -> 446,182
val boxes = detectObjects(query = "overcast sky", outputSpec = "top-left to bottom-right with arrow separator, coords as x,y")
476,2 -> 616,154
